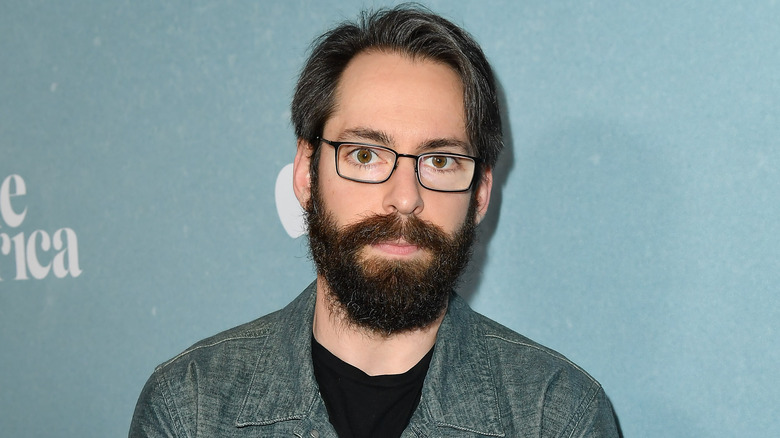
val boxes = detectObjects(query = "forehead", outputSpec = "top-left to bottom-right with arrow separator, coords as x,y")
325,51 -> 468,151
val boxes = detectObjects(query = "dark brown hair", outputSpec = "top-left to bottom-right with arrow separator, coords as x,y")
291,4 -> 503,173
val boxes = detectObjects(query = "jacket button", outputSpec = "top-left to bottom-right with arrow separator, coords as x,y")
309,430 -> 319,438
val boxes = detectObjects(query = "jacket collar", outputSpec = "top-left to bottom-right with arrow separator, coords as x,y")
235,283 -> 504,436
418,293 -> 505,436
235,282 -> 321,427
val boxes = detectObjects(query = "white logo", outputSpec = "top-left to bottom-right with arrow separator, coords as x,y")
275,163 -> 306,238
0,174 -> 82,281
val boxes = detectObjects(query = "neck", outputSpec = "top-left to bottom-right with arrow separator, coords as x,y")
312,276 -> 444,376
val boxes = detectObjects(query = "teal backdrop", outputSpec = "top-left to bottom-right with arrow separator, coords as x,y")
2,1 -> 778,437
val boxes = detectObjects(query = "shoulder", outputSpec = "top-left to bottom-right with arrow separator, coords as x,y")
129,312 -> 284,437
450,295 -> 599,386
471,306 -> 602,396
158,284 -> 315,374
130,286 -> 317,436
144,310 -> 283,394
159,310 -> 281,372
443,296 -> 618,435
480,311 -> 596,378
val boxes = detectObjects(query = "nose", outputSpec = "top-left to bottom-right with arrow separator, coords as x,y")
382,156 -> 424,216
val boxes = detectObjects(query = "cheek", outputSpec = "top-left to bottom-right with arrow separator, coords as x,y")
317,176 -> 377,225
314,154 -> 344,206
420,195 -> 473,233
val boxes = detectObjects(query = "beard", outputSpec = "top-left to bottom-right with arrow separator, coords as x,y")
305,181 -> 477,336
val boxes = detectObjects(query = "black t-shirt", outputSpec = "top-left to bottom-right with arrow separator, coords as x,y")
311,337 -> 434,438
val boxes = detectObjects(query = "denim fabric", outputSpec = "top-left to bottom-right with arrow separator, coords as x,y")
130,282 -> 619,437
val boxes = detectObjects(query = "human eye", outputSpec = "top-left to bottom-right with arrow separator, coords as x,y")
419,152 -> 476,191
421,154 -> 461,172
342,145 -> 382,166
354,148 -> 377,164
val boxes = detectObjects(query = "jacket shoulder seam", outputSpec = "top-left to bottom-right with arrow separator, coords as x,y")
482,333 -> 598,385
160,330 -> 271,369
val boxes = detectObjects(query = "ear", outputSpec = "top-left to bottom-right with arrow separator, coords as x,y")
293,138 -> 314,208
474,168 -> 493,225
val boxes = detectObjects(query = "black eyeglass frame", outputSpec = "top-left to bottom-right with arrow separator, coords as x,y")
318,137 -> 481,193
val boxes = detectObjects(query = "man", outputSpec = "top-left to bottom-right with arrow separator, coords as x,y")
130,5 -> 619,437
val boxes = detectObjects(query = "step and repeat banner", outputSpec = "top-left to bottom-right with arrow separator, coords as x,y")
2,1 -> 778,437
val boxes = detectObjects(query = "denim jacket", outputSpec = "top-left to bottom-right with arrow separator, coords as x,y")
130,282 -> 619,437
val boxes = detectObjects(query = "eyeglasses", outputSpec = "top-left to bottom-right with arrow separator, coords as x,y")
319,138 -> 479,193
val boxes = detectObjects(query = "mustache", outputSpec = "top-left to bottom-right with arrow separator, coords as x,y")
338,213 -> 450,252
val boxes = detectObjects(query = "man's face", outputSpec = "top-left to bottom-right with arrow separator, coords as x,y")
294,51 -> 492,334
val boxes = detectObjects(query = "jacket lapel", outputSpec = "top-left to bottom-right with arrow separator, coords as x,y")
235,283 -> 322,427
416,293 -> 505,437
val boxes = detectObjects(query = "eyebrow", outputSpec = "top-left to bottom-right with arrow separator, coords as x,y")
337,128 -> 393,146
418,138 -> 472,154
337,127 -> 472,155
